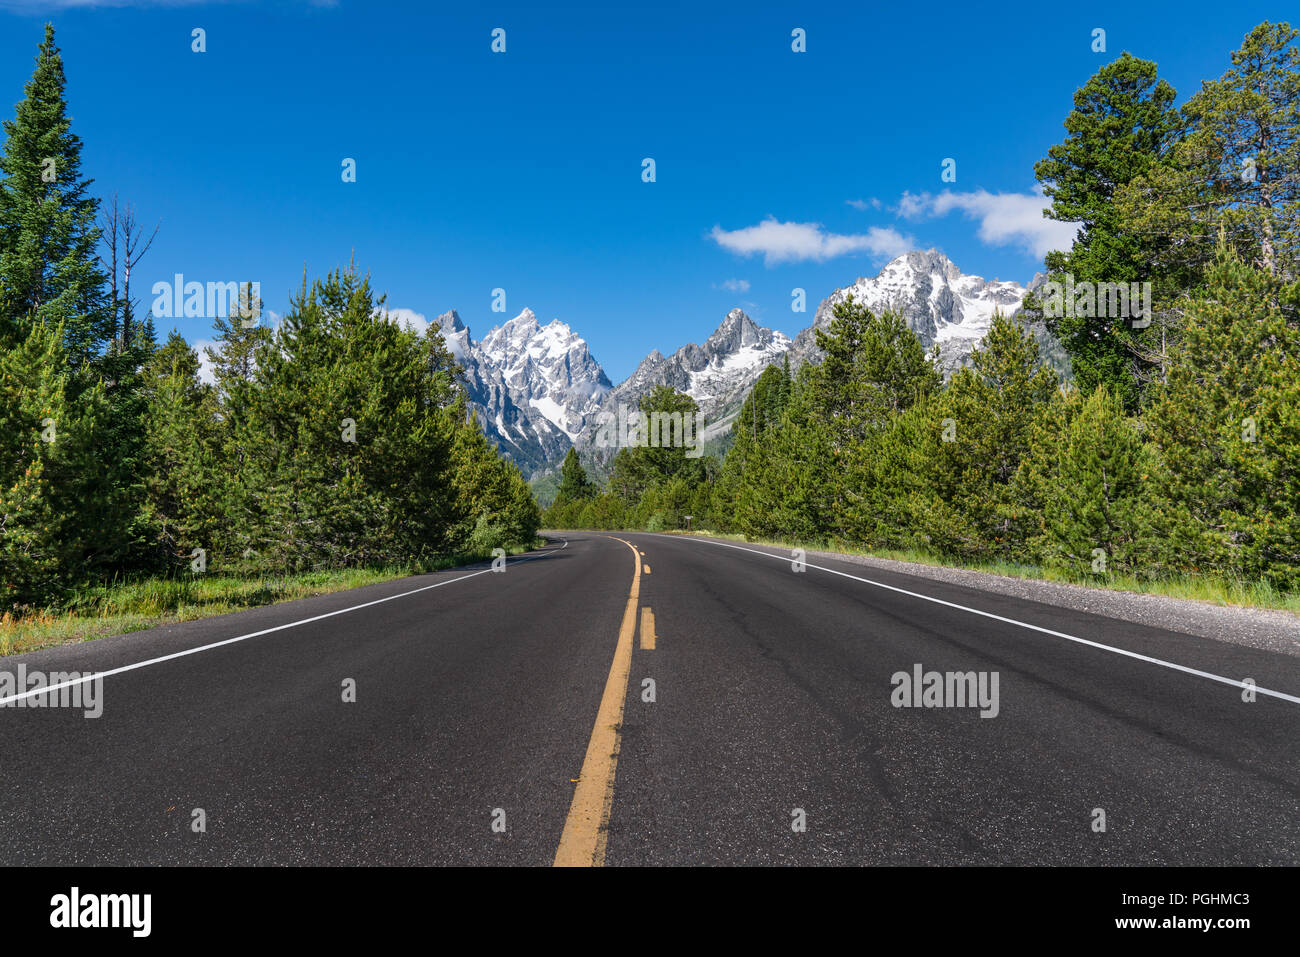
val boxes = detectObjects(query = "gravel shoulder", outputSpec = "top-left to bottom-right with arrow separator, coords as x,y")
668,533 -> 1300,659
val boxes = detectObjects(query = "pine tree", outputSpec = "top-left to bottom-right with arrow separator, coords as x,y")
0,319 -> 108,606
231,264 -> 480,571
849,397 -> 934,549
1119,22 -> 1300,283
0,24 -> 110,367
139,332 -> 222,570
807,297 -> 940,540
911,315 -> 1058,559
1032,51 -> 1181,408
731,367 -> 837,544
809,297 -> 940,442
1144,245 -> 1300,587
450,403 -> 541,551
0,319 -> 70,606
608,386 -> 707,506
554,447 -> 594,505
1028,386 -> 1157,575
713,362 -> 792,531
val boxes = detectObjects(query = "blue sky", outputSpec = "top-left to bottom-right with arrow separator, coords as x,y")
0,0 -> 1284,380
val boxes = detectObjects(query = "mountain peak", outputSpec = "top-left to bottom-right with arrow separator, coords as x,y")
706,307 -> 762,352
436,308 -> 467,333
878,248 -> 960,283
788,248 -> 1031,376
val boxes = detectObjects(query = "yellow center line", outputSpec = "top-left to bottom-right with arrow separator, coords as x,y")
553,535 -> 641,867
640,607 -> 656,650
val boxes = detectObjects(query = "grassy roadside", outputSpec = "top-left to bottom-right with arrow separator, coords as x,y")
0,540 -> 547,658
556,528 -> 1300,615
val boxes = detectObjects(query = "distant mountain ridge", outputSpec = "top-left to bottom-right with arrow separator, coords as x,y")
578,308 -> 792,447
431,250 -> 1067,476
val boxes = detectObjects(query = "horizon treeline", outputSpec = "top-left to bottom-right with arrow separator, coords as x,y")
547,22 -> 1300,591
0,25 -> 539,612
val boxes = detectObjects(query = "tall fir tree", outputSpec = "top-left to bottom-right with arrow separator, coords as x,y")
607,386 -> 708,504
553,447 -> 595,506
139,332 -> 222,570
0,24 -> 110,367
713,361 -> 792,531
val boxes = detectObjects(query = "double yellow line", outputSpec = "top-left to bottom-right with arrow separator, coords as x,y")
553,536 -> 644,867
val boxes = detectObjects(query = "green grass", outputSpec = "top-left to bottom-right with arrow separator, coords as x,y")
601,528 -> 1300,614
0,540 -> 546,658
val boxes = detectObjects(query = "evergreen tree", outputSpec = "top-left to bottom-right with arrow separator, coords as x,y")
0,24 -> 110,367
848,397 -> 935,550
1032,52 -> 1181,408
1119,22 -> 1300,283
449,402 -> 542,551
202,283 -> 273,558
0,319 -> 108,606
608,386 -> 708,504
713,362 -> 792,531
553,447 -> 595,505
233,266 -> 464,570
731,367 -> 837,544
809,297 -> 940,443
807,298 -> 940,540
910,315 -> 1058,559
139,332 -> 222,570
1021,386 -> 1156,575
1144,245 -> 1300,587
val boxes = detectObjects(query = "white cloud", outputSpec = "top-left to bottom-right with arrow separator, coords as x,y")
895,188 -> 1079,259
378,307 -> 429,334
719,278 -> 750,293
710,217 -> 914,266
376,306 -> 470,359
845,198 -> 882,211
895,190 -> 931,219
193,339 -> 217,385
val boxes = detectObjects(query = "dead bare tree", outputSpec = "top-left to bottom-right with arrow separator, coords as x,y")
98,194 -> 159,350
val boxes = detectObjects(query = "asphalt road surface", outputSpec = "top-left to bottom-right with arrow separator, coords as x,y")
1,532 -> 1296,866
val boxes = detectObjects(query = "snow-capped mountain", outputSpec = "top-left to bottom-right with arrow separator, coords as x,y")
479,308 -> 611,441
433,308 -> 612,473
576,308 -> 792,448
428,251 -> 1066,479
788,249 -> 1030,373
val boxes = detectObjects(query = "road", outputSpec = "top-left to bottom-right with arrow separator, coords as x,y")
1,532 -> 1296,866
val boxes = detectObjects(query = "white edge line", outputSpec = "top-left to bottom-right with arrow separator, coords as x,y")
651,534 -> 1300,707
0,539 -> 569,707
